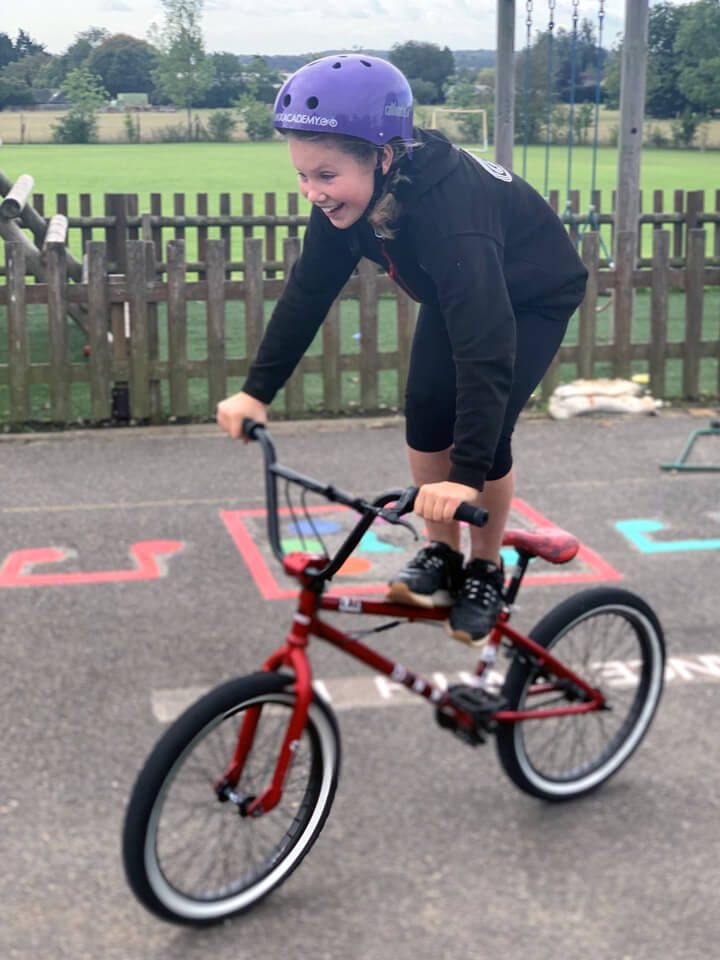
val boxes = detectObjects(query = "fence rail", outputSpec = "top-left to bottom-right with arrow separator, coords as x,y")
1,186 -> 719,427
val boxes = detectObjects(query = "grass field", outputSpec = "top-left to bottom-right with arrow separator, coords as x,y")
1,137 -> 716,269
1,134 -> 719,215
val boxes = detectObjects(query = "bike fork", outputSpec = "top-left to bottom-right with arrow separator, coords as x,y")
217,625 -> 315,817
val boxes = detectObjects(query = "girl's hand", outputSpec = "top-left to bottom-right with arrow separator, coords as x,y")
414,480 -> 481,524
216,391 -> 267,439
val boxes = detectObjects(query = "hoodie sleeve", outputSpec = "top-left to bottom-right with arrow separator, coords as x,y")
420,232 -> 516,490
243,206 -> 359,404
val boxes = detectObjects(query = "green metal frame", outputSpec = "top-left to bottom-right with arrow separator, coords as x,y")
660,420 -> 720,472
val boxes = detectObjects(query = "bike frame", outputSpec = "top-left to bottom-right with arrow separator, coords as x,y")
224,552 -> 606,817
220,424 -> 606,817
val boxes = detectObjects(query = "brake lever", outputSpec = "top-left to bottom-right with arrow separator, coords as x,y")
379,488 -> 419,540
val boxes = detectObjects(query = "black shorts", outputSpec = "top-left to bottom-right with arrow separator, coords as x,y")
404,305 -> 570,481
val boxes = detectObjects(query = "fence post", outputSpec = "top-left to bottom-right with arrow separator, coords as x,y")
244,237 -> 265,374
358,258 -> 379,411
105,194 -> 129,274
396,291 -> 415,410
322,300 -> 342,413
206,238 -> 227,414
197,192 -> 208,281
283,238 -> 305,416
673,189 -> 684,260
265,193 -> 277,278
126,239 -> 150,420
46,240 -> 70,422
5,241 -> 29,422
683,228 -> 705,400
649,229 -> 669,399
144,240 -> 161,422
613,232 -> 635,379
578,231 -> 599,379
167,239 -> 189,419
86,241 -> 112,421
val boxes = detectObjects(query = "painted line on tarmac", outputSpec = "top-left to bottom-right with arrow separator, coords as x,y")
151,653 -> 720,723
0,497 -> 258,514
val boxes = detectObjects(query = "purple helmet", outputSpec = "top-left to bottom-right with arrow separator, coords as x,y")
273,54 -> 413,146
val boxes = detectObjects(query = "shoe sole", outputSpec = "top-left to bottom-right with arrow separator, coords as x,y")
385,581 -> 453,609
445,623 -> 488,647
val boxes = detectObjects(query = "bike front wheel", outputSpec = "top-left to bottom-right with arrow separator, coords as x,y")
122,671 -> 341,925
496,587 -> 665,801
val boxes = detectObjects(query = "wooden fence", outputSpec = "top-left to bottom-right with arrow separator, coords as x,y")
0,188 -> 719,427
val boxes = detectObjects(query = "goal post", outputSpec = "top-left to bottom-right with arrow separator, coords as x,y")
429,107 -> 488,152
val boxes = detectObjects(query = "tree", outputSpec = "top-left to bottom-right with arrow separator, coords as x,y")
0,51 -> 54,108
13,29 -> 45,58
202,51 -> 244,107
52,67 -> 108,143
389,41 -> 454,103
87,34 -> 158,97
55,28 -> 109,83
235,95 -> 274,140
0,32 -> 18,69
241,55 -> 282,103
675,0 -> 720,115
644,1 -> 688,118
151,0 -> 214,136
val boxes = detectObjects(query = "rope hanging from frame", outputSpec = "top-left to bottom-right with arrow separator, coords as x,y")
578,0 -> 614,266
543,0 -> 556,199
521,0 -> 534,179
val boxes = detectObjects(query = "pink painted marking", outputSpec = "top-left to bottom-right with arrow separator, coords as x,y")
220,499 -> 621,601
0,541 -> 184,588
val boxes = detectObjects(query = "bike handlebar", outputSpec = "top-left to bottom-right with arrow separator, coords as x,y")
241,419 -> 488,576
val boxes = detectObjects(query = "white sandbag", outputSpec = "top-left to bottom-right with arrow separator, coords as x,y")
548,378 -> 661,420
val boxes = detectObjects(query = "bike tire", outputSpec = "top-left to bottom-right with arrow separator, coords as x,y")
496,587 -> 665,801
122,671 -> 341,925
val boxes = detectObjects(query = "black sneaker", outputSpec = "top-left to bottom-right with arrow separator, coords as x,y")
386,541 -> 464,608
447,559 -> 505,645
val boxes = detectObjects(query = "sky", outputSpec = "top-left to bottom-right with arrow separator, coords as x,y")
5,1 -> 680,58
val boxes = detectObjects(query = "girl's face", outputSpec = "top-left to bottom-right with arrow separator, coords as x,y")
288,137 -> 392,229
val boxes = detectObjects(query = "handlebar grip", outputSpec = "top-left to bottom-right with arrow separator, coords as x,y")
453,502 -> 488,528
241,418 -> 264,440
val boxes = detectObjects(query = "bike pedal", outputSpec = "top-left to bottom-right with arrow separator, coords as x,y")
446,684 -> 506,734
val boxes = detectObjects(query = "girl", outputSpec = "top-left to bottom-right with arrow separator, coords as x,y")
216,54 -> 587,645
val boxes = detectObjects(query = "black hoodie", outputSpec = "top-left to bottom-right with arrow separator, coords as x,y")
243,128 -> 587,489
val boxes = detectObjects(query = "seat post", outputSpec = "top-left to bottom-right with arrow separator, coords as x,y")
503,551 -> 532,606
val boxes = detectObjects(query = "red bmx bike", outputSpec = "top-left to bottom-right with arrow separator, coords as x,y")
122,421 -> 665,926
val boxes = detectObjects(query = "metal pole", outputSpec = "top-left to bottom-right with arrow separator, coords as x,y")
615,0 -> 649,250
495,0 -> 516,170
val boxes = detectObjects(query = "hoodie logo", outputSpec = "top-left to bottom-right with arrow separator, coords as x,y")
463,150 -> 513,183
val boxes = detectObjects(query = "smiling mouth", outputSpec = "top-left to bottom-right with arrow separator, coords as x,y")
318,203 -> 344,216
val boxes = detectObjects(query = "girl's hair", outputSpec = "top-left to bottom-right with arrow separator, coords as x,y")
284,130 -> 418,239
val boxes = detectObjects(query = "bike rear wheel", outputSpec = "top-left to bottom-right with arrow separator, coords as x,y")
496,587 -> 664,801
122,671 -> 340,925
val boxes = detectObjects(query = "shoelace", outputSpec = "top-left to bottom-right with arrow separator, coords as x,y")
463,576 -> 501,606
412,550 -> 447,571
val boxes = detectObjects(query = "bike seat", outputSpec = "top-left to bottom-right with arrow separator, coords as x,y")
502,527 -> 579,564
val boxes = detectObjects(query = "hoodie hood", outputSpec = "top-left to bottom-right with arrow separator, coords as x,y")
395,127 -> 461,202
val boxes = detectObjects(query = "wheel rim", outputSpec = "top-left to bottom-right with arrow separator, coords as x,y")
144,694 -> 336,920
513,604 -> 664,797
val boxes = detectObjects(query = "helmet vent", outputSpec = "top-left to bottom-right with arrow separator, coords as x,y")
306,96 -> 319,109
332,62 -> 342,69
282,94 -> 291,107
360,60 -> 372,67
